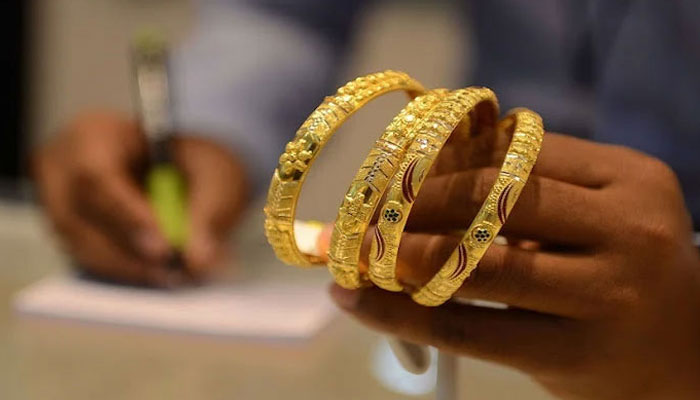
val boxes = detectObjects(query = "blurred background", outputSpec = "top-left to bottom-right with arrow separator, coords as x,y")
1,1 -> 558,399
39,0 -> 700,400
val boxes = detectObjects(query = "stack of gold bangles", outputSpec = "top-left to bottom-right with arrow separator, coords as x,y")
264,71 -> 544,307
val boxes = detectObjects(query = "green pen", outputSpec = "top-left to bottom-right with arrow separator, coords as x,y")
132,32 -> 188,265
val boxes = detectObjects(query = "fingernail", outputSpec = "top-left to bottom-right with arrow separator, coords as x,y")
329,284 -> 360,309
134,230 -> 169,259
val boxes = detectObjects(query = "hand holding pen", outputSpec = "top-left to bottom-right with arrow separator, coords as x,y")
33,35 -> 249,287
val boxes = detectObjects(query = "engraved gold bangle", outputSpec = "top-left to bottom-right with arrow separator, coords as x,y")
411,108 -> 544,306
368,87 -> 500,291
327,89 -> 449,289
263,71 -> 425,267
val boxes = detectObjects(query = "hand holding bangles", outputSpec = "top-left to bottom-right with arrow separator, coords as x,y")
264,71 -> 544,306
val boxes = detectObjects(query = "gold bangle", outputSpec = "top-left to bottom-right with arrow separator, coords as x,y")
411,108 -> 544,306
368,88 -> 500,291
264,71 -> 425,267
328,89 -> 449,289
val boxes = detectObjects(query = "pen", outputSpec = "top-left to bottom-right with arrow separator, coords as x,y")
132,32 -> 188,267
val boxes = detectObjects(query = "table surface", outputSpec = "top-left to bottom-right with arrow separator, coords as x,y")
0,200 -> 554,400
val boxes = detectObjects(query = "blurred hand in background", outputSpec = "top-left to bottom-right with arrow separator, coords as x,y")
33,111 -> 249,286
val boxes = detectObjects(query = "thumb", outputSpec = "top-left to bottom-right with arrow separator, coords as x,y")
175,138 -> 249,275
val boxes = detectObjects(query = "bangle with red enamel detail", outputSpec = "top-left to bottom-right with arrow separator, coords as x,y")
411,108 -> 544,307
327,89 -> 449,289
368,87 -> 500,292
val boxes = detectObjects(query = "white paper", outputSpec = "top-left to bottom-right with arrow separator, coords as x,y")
13,275 -> 336,341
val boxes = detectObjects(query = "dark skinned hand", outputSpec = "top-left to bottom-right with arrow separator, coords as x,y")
34,111 -> 249,287
320,126 -> 700,400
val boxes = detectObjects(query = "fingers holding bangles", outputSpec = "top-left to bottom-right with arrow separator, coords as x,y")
327,89 -> 449,289
264,73 -> 551,308
367,88 -> 500,292
384,231 -> 611,319
406,167 -> 608,247
368,108 -> 544,306
330,285 -> 586,373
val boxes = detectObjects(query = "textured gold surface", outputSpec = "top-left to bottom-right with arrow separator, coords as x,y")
328,89 -> 449,289
411,108 -> 544,306
263,71 -> 425,267
368,88 -> 500,291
